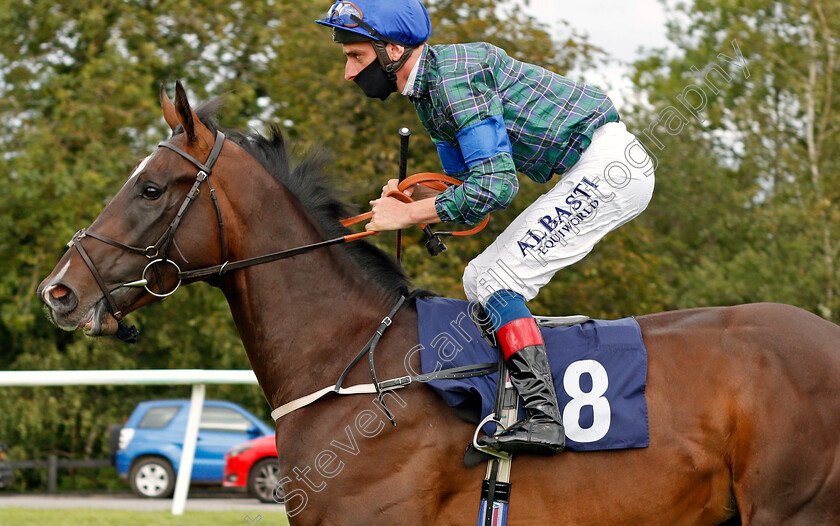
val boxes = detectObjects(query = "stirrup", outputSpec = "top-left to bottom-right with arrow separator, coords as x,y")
471,414 -> 511,461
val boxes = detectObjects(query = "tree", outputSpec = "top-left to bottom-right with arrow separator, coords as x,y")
626,0 -> 840,319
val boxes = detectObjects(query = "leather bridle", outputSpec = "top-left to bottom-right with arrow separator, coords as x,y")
67,130 -> 227,343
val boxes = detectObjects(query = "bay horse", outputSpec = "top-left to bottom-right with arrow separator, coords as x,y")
37,83 -> 840,525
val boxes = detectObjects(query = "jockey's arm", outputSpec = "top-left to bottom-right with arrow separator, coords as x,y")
367,85 -> 519,231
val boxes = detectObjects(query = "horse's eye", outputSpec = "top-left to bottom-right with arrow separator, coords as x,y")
142,186 -> 162,200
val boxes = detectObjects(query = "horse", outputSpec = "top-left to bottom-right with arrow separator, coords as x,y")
37,82 -> 840,525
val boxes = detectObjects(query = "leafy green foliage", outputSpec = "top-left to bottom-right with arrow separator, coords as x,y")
627,0 -> 840,318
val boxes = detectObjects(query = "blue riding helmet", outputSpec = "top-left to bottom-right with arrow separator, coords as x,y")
315,0 -> 432,47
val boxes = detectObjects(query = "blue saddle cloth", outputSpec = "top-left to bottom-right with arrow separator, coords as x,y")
416,297 -> 649,452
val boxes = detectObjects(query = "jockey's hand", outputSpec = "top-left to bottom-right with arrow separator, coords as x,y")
366,196 -> 415,232
381,178 -> 413,198
380,179 -> 443,201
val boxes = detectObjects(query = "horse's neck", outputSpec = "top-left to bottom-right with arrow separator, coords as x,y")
217,166 -> 412,411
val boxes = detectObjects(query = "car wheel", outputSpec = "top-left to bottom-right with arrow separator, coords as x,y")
248,457 -> 284,503
129,456 -> 175,498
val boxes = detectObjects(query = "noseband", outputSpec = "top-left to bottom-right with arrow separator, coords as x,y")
67,130 -> 227,343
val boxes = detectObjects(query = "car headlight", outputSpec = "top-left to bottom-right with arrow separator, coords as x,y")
227,444 -> 254,458
118,428 -> 135,450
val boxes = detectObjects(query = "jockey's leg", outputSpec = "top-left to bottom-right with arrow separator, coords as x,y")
477,289 -> 565,455
463,121 -> 655,454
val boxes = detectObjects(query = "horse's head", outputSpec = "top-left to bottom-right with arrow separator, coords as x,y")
37,82 -> 229,342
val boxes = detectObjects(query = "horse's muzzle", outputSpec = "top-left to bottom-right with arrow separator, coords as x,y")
38,280 -> 120,337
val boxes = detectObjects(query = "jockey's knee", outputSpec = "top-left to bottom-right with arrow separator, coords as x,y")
463,258 -> 521,305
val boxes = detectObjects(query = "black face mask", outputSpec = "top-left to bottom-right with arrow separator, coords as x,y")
354,59 -> 397,101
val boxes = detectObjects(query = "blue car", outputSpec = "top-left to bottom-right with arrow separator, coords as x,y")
112,399 -> 273,498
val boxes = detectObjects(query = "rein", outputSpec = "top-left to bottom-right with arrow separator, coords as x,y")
178,172 -> 490,279
339,172 -> 491,237
179,172 -> 489,280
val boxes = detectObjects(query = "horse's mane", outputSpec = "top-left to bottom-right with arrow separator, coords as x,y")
178,98 -> 412,300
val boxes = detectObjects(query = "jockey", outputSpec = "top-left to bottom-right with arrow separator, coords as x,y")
317,0 -> 655,455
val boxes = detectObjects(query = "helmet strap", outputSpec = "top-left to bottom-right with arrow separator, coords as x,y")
371,40 -> 416,83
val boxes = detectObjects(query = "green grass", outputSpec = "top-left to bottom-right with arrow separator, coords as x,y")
0,508 -> 290,526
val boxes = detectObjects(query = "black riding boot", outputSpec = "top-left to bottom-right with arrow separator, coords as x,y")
478,344 -> 566,455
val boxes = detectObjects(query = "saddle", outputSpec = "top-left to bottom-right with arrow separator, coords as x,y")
415,297 -> 650,454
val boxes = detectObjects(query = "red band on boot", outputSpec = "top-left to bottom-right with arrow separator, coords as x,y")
497,318 -> 544,359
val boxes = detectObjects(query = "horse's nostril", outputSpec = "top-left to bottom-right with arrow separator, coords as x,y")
45,283 -> 78,314
50,284 -> 71,300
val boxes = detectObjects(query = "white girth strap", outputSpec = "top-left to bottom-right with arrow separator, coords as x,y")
270,383 -> 380,421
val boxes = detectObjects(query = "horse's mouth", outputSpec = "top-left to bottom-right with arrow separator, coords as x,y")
48,299 -> 119,337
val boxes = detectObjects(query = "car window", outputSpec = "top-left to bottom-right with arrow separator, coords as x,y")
199,406 -> 253,433
138,406 -> 180,429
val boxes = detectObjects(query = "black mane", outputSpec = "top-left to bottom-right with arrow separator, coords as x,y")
187,99 -> 412,300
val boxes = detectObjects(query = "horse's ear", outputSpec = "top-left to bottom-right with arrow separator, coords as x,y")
173,80 -> 215,149
160,83 -> 179,132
